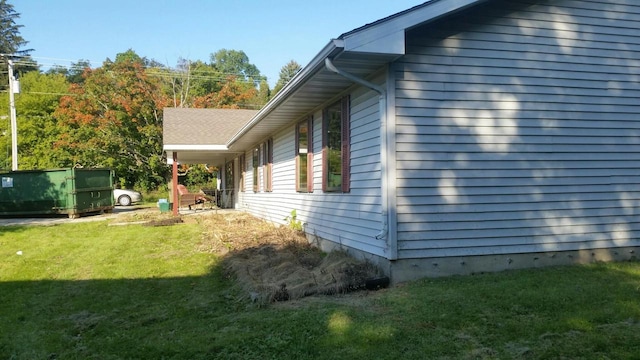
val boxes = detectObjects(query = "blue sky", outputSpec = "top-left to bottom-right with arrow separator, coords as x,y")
14,0 -> 424,86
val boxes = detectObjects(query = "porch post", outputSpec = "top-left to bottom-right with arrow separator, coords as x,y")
172,151 -> 179,216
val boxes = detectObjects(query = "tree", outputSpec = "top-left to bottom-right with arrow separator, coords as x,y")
54,51 -> 170,190
46,59 -> 91,84
13,72 -> 69,169
161,51 -> 266,109
0,0 -> 35,86
0,0 -> 31,56
253,79 -> 271,107
67,59 -> 91,84
192,75 -> 257,109
159,59 -> 226,108
272,60 -> 302,95
166,58 -> 193,108
210,49 -> 262,82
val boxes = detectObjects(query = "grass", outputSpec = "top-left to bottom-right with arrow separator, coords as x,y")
1,215 -> 640,359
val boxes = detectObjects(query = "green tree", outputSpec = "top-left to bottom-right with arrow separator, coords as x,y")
253,78 -> 271,106
0,89 -> 10,169
155,58 -> 229,108
272,60 -> 302,95
0,0 -> 36,86
156,50 -> 267,110
0,0 -> 31,56
45,59 -> 91,84
67,59 -> 91,84
210,49 -> 262,82
54,50 -> 170,190
13,72 -> 69,169
190,60 -> 225,97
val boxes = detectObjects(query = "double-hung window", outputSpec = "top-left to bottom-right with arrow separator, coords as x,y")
252,147 -> 259,192
263,138 -> 273,192
296,117 -> 313,192
239,154 -> 246,192
322,96 -> 350,193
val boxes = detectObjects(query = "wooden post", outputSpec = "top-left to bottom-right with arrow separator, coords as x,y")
172,151 -> 179,216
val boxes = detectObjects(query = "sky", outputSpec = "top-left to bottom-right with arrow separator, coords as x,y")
14,0 -> 424,86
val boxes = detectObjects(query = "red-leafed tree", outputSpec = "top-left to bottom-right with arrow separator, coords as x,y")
192,75 -> 257,109
54,50 -> 170,189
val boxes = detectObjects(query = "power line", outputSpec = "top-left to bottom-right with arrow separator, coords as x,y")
16,56 -> 271,83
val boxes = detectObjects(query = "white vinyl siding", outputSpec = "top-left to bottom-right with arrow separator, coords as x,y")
394,0 -> 640,258
238,82 -> 388,257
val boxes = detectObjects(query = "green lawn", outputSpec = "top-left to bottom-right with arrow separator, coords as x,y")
1,216 -> 640,359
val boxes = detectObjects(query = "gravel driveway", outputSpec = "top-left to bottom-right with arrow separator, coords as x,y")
0,206 -> 146,227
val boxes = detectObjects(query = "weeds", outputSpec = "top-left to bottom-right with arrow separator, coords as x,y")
284,209 -> 303,231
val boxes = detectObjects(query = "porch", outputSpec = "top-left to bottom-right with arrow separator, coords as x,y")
162,108 -> 258,215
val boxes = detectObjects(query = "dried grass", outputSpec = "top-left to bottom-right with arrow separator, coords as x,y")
197,212 -> 381,304
109,210 -> 382,303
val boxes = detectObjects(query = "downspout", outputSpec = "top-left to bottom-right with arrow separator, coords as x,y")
325,58 -> 396,260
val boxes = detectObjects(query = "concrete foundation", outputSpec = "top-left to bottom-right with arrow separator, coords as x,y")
305,232 -> 640,284
389,247 -> 640,283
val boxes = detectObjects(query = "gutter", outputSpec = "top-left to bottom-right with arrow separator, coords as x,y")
325,58 -> 396,260
226,39 -> 345,149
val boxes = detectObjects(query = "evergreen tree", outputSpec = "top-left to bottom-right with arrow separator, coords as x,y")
0,0 -> 31,56
272,60 -> 302,95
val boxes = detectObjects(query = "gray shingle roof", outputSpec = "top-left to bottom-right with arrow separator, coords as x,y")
163,108 -> 258,146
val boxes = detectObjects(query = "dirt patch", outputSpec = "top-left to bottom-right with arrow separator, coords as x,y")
197,212 -> 384,303
108,210 -> 385,303
143,217 -> 184,227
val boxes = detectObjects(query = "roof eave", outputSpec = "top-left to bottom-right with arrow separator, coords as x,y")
340,0 -> 488,48
163,144 -> 228,151
226,39 -> 345,149
226,0 -> 489,152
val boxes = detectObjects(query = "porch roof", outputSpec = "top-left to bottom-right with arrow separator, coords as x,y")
163,108 -> 258,164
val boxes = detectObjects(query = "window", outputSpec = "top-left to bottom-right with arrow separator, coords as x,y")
252,147 -> 259,192
224,160 -> 233,190
239,154 -> 246,192
263,138 -> 273,192
323,96 -> 350,193
296,117 -> 313,192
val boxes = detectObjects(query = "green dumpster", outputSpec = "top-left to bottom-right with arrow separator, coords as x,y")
0,168 -> 115,218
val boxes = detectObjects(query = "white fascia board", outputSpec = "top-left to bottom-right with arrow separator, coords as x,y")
342,0 -> 485,54
163,144 -> 228,151
343,29 -> 405,55
226,39 -> 345,149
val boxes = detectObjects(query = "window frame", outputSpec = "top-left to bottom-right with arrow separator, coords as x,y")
239,154 -> 246,192
224,160 -> 233,191
263,138 -> 273,192
295,116 -> 313,193
322,96 -> 350,193
252,147 -> 260,192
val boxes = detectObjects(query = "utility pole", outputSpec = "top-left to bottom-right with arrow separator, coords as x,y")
7,58 -> 18,171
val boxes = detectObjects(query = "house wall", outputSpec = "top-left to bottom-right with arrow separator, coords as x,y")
237,78 -> 389,259
394,0 -> 640,264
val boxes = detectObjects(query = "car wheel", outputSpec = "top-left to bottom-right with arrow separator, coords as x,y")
118,195 -> 132,206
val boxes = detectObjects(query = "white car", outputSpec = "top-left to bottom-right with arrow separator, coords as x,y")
114,188 -> 142,206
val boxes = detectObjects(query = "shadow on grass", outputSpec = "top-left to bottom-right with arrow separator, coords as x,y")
2,260 -> 640,359
2,211 -> 640,359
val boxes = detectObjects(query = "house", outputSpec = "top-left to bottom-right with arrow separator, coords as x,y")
163,108 -> 258,207
164,0 -> 640,282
